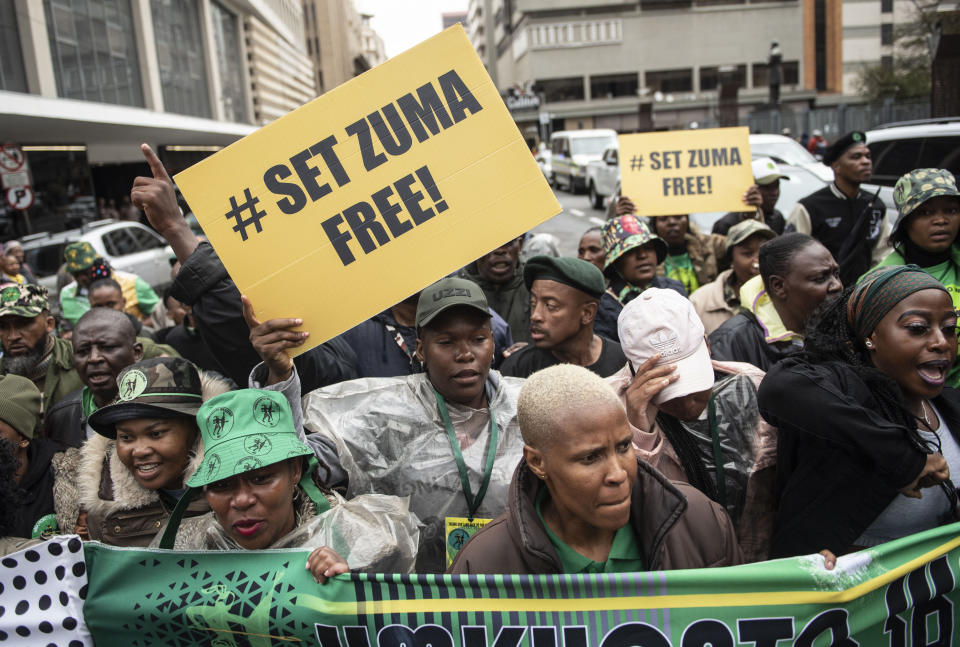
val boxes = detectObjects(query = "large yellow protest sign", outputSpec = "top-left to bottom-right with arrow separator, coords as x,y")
618,127 -> 753,216
174,25 -> 559,356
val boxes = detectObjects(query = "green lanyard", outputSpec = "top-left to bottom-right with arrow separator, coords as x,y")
433,388 -> 499,521
707,394 -> 727,511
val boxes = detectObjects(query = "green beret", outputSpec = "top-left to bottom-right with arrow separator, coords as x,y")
523,256 -> 606,300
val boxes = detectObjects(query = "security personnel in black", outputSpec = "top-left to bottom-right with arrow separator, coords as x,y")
786,131 -> 887,285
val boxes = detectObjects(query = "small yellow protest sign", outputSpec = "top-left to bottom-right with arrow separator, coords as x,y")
617,127 -> 753,217
174,25 -> 559,356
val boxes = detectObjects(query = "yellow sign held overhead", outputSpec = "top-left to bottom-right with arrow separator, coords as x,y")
174,25 -> 559,356
617,127 -> 753,217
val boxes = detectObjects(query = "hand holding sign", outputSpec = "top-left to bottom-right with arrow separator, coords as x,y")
618,127 -> 753,217
241,295 -> 307,385
131,144 -> 199,262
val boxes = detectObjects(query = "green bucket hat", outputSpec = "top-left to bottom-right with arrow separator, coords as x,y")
88,357 -> 204,438
158,388 -> 331,549
188,389 -> 313,488
0,283 -> 49,319
601,215 -> 668,278
64,241 -> 99,273
892,168 -> 960,238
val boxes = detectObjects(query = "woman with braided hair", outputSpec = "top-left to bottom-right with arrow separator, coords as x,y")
759,264 -> 959,558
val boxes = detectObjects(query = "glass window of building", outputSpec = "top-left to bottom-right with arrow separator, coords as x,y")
44,0 -> 144,106
645,69 -> 693,93
536,77 -> 585,102
699,65 -> 747,91
0,1 -> 27,92
752,61 -> 799,87
590,73 -> 638,99
151,0 -> 211,118
210,2 -> 248,123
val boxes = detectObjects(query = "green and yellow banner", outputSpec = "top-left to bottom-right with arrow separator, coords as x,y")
77,522 -> 960,645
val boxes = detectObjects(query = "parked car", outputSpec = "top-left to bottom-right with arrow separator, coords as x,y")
748,134 -> 834,183
20,220 -> 174,301
585,146 -> 620,210
549,129 -> 617,193
864,119 -> 960,227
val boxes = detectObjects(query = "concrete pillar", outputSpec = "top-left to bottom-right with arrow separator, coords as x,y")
15,0 -> 57,96
131,0 -> 164,111
199,0 -> 224,122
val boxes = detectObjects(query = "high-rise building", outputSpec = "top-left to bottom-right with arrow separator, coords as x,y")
442,11 -> 467,30
482,0 -> 813,140
0,0 -> 314,231
303,0 -> 385,94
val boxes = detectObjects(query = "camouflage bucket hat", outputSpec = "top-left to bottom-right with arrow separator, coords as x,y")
187,389 -> 312,488
64,241 -> 98,273
892,168 -> 960,236
0,283 -> 49,318
602,215 -> 668,277
88,357 -> 203,438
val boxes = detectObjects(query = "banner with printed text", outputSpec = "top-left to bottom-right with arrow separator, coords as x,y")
68,522 -> 960,646
618,127 -> 754,217
174,24 -> 559,355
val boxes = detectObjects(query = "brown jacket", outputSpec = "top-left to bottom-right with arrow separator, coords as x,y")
689,269 -> 738,336
52,433 -> 209,547
448,458 -> 742,574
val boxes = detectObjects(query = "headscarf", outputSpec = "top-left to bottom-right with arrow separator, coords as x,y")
846,265 -> 949,340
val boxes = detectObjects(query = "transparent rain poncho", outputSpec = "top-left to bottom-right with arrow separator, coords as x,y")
156,490 -> 420,574
303,372 -> 525,573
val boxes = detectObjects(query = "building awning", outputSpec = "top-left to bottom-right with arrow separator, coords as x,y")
0,91 -> 256,163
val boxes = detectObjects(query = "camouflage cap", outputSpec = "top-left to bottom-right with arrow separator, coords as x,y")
187,389 -> 312,488
725,219 -> 777,254
88,357 -> 203,438
0,283 -> 49,319
64,241 -> 99,273
892,169 -> 960,236
601,215 -> 668,278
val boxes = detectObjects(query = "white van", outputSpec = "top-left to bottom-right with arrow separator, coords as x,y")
549,129 -> 617,193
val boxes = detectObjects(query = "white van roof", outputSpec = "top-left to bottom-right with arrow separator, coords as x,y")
550,129 -> 618,140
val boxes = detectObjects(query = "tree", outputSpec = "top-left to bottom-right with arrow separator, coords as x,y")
853,0 -> 960,101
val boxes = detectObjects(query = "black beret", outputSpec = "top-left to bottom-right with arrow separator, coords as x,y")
523,256 -> 606,299
823,131 -> 867,166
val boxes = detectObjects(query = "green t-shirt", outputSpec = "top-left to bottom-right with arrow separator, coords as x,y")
535,488 -> 644,574
664,252 -> 699,294
875,249 -> 960,388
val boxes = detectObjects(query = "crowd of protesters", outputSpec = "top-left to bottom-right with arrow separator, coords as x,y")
0,132 -> 958,583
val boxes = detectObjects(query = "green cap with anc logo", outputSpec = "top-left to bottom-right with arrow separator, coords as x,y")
187,389 -> 313,488
64,241 -> 99,273
0,283 -> 49,319
892,168 -> 960,237
415,277 -> 490,329
88,357 -> 204,438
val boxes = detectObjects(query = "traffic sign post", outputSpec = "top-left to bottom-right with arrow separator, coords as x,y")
0,143 -> 34,234
6,186 -> 35,211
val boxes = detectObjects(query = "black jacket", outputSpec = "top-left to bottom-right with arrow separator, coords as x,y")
12,437 -> 59,538
708,310 -> 799,372
43,389 -> 84,449
758,357 -> 951,558
170,243 -> 359,392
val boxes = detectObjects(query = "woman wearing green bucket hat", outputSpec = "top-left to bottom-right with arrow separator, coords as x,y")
873,168 -> 960,386
52,356 -> 231,547
155,388 -> 420,580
